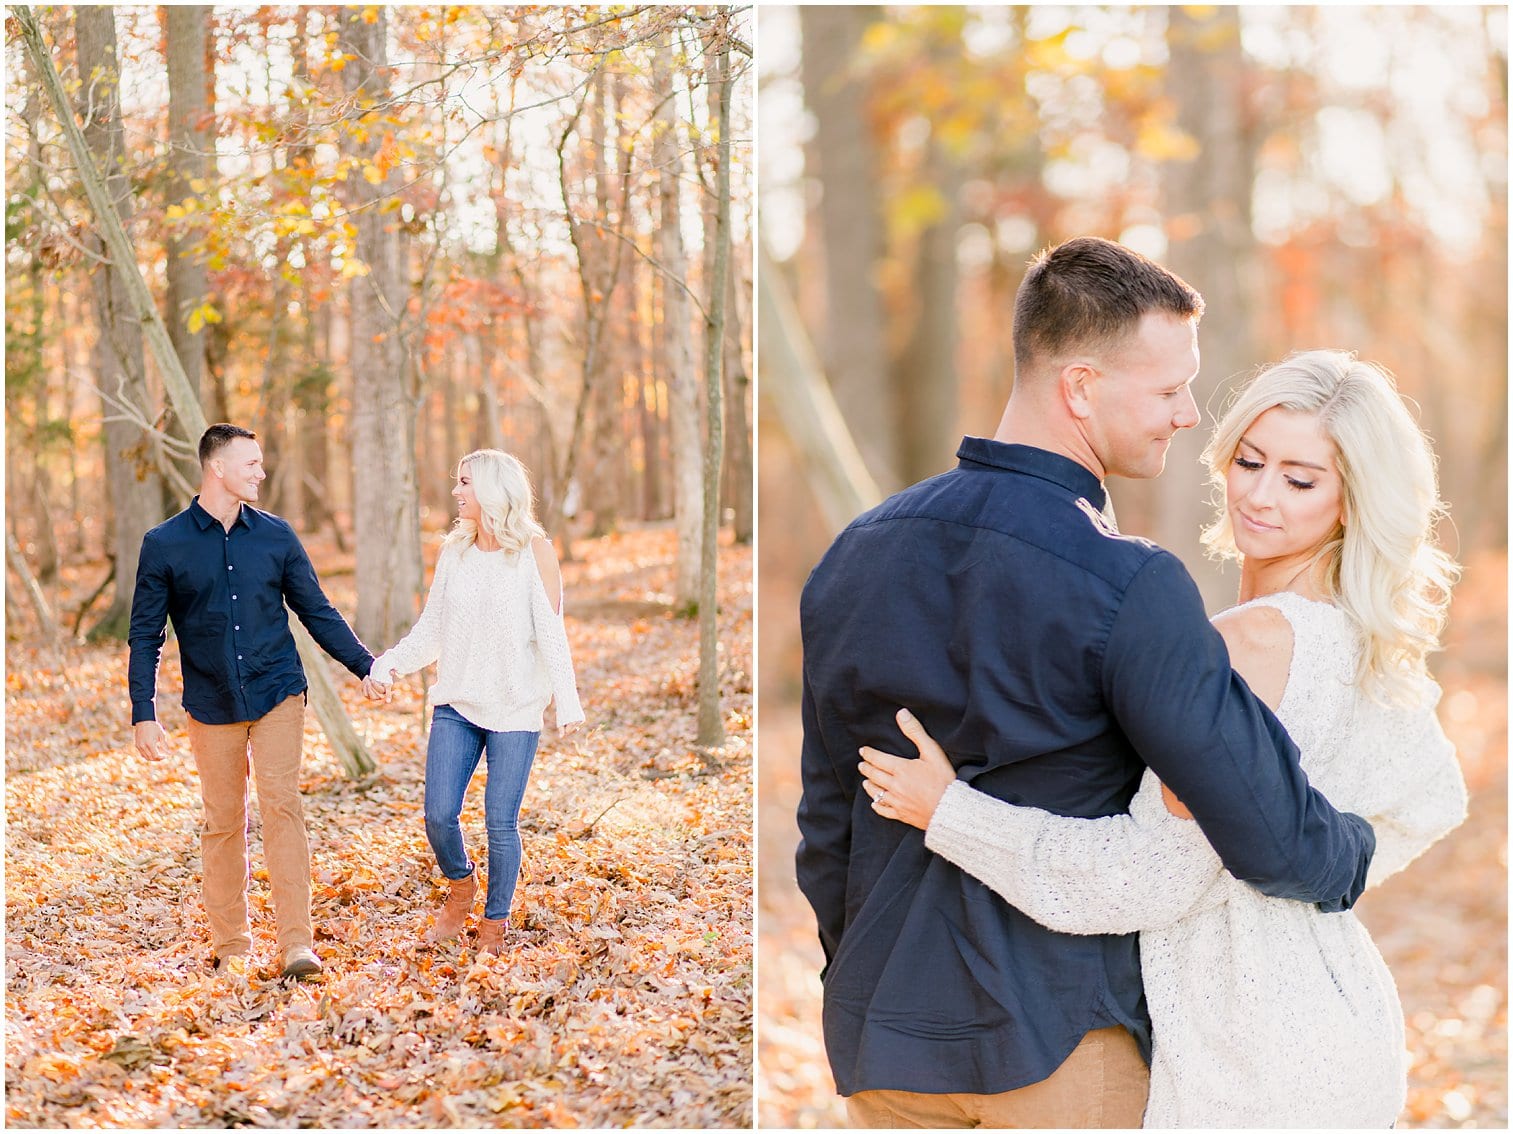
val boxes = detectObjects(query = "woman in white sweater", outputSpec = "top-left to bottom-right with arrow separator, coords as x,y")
858,351 -> 1466,1127
371,449 -> 584,955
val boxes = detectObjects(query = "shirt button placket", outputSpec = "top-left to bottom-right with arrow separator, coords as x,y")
226,540 -> 247,716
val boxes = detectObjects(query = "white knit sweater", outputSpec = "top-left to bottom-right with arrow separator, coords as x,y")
370,539 -> 584,733
926,592 -> 1467,1128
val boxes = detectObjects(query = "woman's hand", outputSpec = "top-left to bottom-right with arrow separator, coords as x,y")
560,721 -> 581,737
361,670 -> 397,703
858,708 -> 957,831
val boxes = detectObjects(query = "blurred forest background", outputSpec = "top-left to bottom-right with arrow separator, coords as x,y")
6,6 -> 755,1125
757,5 -> 1507,1128
6,4 -> 753,646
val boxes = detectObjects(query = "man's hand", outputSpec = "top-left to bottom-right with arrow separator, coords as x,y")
135,720 -> 167,762
560,721 -> 581,738
362,672 -> 394,703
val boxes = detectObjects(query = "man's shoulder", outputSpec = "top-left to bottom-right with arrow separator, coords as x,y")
245,506 -> 299,540
849,470 -> 1176,575
143,505 -> 198,544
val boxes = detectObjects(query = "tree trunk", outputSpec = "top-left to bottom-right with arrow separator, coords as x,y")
339,6 -> 422,647
723,258 -> 754,543
630,267 -> 656,521
759,242 -> 882,532
696,24 -> 733,748
7,530 -> 63,649
550,69 -> 635,561
163,6 -> 215,435
799,5 -> 897,490
702,62 -> 752,545
893,140 -> 964,484
73,5 -> 166,641
290,10 -> 331,539
30,474 -> 59,584
655,43 -> 703,609
16,84 -> 61,582
585,74 -> 625,536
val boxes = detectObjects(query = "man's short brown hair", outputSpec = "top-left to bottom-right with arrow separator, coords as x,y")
199,424 -> 257,467
1013,237 -> 1204,375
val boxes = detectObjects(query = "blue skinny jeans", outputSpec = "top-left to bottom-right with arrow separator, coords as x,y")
424,704 -> 540,921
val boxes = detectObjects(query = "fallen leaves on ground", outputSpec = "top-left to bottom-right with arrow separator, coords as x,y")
6,526 -> 752,1128
757,551 -> 1507,1129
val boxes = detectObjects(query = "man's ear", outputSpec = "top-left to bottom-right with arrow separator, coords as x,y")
1062,361 -> 1098,421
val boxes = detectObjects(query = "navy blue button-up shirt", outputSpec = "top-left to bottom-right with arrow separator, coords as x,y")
128,498 -> 375,725
796,438 -> 1375,1098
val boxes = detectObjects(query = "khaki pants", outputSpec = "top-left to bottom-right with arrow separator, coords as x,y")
186,694 -> 310,958
846,1026 -> 1148,1129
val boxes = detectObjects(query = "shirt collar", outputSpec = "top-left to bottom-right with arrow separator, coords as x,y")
189,496 -> 252,532
955,437 -> 1108,513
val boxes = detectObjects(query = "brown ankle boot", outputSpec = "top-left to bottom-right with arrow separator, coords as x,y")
476,916 -> 507,955
426,872 -> 476,944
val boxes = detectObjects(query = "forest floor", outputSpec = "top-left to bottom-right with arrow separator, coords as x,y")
757,550 -> 1508,1129
5,526 -> 752,1128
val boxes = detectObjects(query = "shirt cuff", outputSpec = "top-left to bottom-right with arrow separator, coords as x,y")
131,701 -> 157,725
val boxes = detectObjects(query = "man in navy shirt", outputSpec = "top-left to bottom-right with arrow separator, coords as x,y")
129,424 -> 389,979
796,237 -> 1375,1127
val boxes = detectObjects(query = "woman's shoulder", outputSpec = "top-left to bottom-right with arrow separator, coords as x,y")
1210,603 -> 1294,709
1221,592 -> 1358,655
1211,602 -> 1296,664
529,537 -> 563,606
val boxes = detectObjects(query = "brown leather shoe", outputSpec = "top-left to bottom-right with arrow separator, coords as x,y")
280,946 -> 322,980
475,916 -> 507,955
426,871 -> 477,944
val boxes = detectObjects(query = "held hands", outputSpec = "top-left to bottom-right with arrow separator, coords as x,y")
361,671 -> 395,703
857,708 -> 957,831
134,720 -> 167,762
559,721 -> 581,737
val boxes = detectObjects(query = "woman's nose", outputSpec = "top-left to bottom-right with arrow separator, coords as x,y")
1249,473 -> 1280,508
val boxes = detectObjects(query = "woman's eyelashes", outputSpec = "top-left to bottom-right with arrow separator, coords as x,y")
1233,454 -> 1317,490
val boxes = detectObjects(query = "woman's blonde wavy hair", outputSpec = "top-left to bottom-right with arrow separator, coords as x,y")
444,448 -> 546,555
1200,350 -> 1459,704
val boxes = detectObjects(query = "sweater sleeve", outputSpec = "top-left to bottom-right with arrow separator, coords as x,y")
370,545 -> 453,680
528,546 -> 584,727
924,771 -> 1229,936
1355,684 -> 1468,890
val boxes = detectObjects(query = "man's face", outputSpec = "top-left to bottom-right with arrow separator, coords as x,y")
1084,312 -> 1201,480
214,437 -> 266,504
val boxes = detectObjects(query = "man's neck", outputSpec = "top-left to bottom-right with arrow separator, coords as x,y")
992,396 -> 1106,480
199,487 -> 242,531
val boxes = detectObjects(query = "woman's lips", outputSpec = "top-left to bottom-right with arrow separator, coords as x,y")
1237,511 -> 1279,533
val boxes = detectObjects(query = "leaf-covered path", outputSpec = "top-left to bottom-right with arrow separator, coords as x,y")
6,528 -> 752,1128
